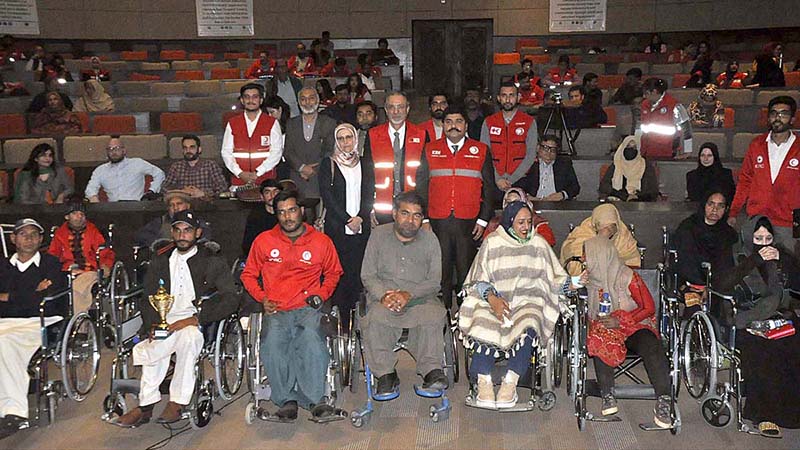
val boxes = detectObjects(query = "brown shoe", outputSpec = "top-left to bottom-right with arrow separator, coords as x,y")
156,401 -> 184,424
112,407 -> 151,428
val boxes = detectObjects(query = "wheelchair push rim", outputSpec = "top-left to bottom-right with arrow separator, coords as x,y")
681,314 -> 717,400
215,317 -> 246,400
61,312 -> 101,401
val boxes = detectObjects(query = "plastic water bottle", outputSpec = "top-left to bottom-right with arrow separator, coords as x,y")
599,292 -> 612,317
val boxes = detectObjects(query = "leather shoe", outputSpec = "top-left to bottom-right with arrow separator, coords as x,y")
156,401 -> 184,424
422,369 -> 448,391
375,372 -> 399,396
113,407 -> 151,428
275,401 -> 298,422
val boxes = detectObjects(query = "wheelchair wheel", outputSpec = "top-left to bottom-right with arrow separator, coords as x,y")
443,318 -> 459,385
103,393 -> 127,417
681,314 -> 717,399
551,317 -> 566,388
348,331 -> 363,394
61,312 -> 100,401
701,397 -> 731,428
230,258 -> 245,296
191,399 -> 214,429
215,317 -> 246,400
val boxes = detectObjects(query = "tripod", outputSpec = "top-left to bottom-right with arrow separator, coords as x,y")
540,100 -> 578,156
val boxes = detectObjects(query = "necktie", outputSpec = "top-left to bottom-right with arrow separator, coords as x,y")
393,131 -> 401,153
393,131 -> 402,194
452,145 -> 459,153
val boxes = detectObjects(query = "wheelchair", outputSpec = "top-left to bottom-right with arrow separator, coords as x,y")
22,276 -> 101,430
243,303 -> 350,425
348,294 -> 458,427
101,290 -> 245,429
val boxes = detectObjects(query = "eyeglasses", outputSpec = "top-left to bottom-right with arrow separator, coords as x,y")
106,145 -> 124,152
768,110 -> 793,119
539,144 -> 559,153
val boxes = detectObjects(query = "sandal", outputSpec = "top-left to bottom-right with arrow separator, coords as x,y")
758,421 -> 782,439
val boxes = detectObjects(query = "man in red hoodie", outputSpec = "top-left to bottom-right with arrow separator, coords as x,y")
241,189 -> 343,423
729,95 -> 800,246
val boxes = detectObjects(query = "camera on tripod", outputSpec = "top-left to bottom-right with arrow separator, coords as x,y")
550,91 -> 563,104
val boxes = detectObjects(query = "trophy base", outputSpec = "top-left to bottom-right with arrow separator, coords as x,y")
153,329 -> 171,340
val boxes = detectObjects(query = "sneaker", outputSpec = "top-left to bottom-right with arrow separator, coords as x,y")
422,369 -> 448,391
475,374 -> 495,408
653,395 -> 672,429
601,393 -> 619,416
495,371 -> 519,409
375,372 -> 399,397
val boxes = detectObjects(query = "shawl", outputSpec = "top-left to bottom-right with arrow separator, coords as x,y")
583,236 -> 637,319
74,79 -> 114,113
560,203 -> 640,271
30,107 -> 82,135
611,135 -> 645,195
332,123 -> 360,168
459,226 -> 566,356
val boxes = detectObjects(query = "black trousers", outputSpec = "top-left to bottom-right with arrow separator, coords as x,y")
593,329 -> 670,397
330,232 -> 369,330
431,217 -> 478,310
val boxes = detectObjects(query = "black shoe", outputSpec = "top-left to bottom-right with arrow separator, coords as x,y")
275,401 -> 298,422
375,372 -> 399,397
0,415 -> 26,440
422,369 -> 448,391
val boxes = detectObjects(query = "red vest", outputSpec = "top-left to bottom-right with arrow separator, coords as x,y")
514,74 -> 545,106
369,122 -> 427,213
419,119 -> 441,142
640,93 -> 679,159
228,113 -> 277,185
484,110 -> 534,176
424,138 -> 488,220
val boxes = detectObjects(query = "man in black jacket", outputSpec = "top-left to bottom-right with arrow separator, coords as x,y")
113,211 -> 238,428
513,135 -> 581,201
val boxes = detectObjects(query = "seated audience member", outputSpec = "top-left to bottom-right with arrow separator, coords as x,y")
714,216 -> 800,438
644,34 -> 667,54
85,136 -> 165,202
320,57 -> 350,78
324,84 -> 357,126
24,45 -> 47,74
361,191 -> 449,398
287,43 -> 316,78
459,201 -> 582,409
514,59 -> 545,107
543,55 -> 577,87
347,73 -> 371,104
749,42 -> 785,88
39,54 -> 73,82
241,179 -> 282,256
316,79 -> 336,109
370,38 -> 399,66
0,72 -> 28,97
356,54 -> 380,91
513,134 -> 580,201
482,187 -> 556,246
163,135 -> 228,198
80,56 -> 110,81
273,61 -> 302,118
561,203 -> 641,270
599,135 -> 659,202
26,76 -> 73,113
73,79 -> 114,113
242,190 -> 344,422
565,85 -> 608,129
688,84 -> 725,128
716,60 -> 748,89
319,31 -> 335,57
582,72 -> 603,106
685,41 -> 714,88
639,78 -> 692,159
0,219 -> 67,440
14,143 -> 73,205
583,235 -> 673,428
668,41 -> 698,64
246,51 -> 276,79
672,190 -> 737,315
48,201 -> 114,312
135,189 -> 214,253
112,210 -> 238,428
30,91 -> 83,135
685,142 -> 735,202
609,68 -> 644,106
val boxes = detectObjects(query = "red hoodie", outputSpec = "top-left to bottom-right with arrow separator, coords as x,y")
48,221 -> 115,272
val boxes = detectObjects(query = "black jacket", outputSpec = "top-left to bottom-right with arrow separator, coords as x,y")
241,207 -> 277,256
0,252 -> 67,318
140,246 -> 238,336
318,156 -> 375,243
513,157 -> 581,200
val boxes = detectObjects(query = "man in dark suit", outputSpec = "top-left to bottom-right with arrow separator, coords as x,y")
513,134 -> 580,201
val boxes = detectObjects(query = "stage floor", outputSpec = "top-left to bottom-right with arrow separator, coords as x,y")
2,351 -> 798,450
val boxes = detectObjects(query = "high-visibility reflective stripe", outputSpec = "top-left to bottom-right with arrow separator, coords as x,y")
374,162 -> 395,169
429,169 -> 452,177
406,176 -> 416,187
429,168 -> 482,179
232,152 -> 271,158
406,160 -> 420,168
375,177 -> 390,189
374,203 -> 393,212
640,123 -> 676,136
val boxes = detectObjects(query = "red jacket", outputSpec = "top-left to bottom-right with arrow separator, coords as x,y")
424,138 -> 489,220
730,132 -> 800,227
547,67 -> 577,84
484,110 -> 535,176
369,122 -> 427,214
716,72 -> 747,89
320,63 -> 350,77
228,112 -> 278,185
48,222 -> 115,272
287,55 -> 316,77
245,59 -> 276,79
514,74 -> 545,106
241,224 -> 343,312
640,93 -> 679,159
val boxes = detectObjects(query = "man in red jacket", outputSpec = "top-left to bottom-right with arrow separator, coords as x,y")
241,189 -> 343,423
419,93 -> 448,142
729,96 -> 800,246
48,201 -> 114,312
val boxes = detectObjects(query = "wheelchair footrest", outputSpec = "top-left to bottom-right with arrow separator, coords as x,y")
639,422 -> 674,431
372,388 -> 400,402
308,408 -> 347,424
413,385 -> 444,398
585,380 -> 656,400
586,412 -> 622,423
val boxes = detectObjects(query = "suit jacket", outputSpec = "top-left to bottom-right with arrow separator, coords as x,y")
140,246 -> 238,336
318,156 -> 375,243
283,114 -> 337,198
513,157 -> 581,200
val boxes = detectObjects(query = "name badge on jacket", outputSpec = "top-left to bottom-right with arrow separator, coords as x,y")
260,135 -> 270,147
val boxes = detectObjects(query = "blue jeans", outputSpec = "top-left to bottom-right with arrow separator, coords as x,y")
259,307 -> 329,409
469,329 -> 536,380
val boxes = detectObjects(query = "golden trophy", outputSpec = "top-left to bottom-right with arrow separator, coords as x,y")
148,280 -> 175,340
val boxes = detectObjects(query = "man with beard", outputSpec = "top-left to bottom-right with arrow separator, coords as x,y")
323,84 -> 357,126
480,82 -> 537,204
355,101 -> 378,154
416,106 -> 495,309
47,201 -> 114,312
287,42 -> 317,78
134,190 -> 215,253
419,93 -> 448,142
164,135 -> 228,198
363,91 -> 427,221
729,96 -> 800,247
221,83 -> 284,187
85,136 -> 165,202
360,190 -> 448,398
242,190 -> 343,422
241,179 -> 282,255
284,87 -> 336,222
464,87 -> 487,140
112,210 -> 238,428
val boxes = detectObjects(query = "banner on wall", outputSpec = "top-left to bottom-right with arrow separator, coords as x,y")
195,0 -> 254,37
0,0 -> 40,35
549,0 -> 606,33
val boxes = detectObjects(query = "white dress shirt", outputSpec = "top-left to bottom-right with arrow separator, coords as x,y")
536,161 -> 557,198
220,110 -> 284,178
767,131 -> 796,183
167,246 -> 198,323
85,157 -> 165,201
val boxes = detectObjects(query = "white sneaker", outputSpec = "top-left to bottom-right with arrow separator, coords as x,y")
495,370 -> 519,409
475,374 -> 495,408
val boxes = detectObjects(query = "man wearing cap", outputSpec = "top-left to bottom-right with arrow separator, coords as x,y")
134,190 -> 214,254
0,219 -> 67,438
113,210 -> 238,428
85,136 -> 165,203
48,201 -> 115,313
241,179 -> 282,256
163,135 -> 228,198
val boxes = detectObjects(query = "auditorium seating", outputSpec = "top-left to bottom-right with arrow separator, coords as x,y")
0,114 -> 27,137
168,135 -> 220,159
210,68 -> 242,80
2,137 -> 57,164
174,70 -> 205,81
92,115 -> 137,134
62,135 -> 112,163
160,112 -> 203,133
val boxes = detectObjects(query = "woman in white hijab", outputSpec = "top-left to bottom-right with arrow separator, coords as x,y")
599,135 -> 659,202
73,79 -> 115,113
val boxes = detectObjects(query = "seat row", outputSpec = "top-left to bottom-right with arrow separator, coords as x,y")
0,112 -> 206,138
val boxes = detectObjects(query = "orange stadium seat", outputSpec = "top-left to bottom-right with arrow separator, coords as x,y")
671,74 -> 691,88
597,75 -> 625,89
74,112 -> 90,133
93,115 -> 137,134
175,70 -> 205,81
493,53 -> 520,65
224,52 -> 249,60
129,72 -> 161,81
723,108 -> 735,129
548,38 -> 571,47
210,68 -> 241,80
0,171 -> 9,201
160,112 -> 203,133
785,71 -> 800,87
189,53 -> 214,61
598,54 -> 625,64
603,107 -> 617,125
121,51 -> 148,61
524,54 -> 552,65
0,114 -> 27,136
515,39 -> 540,52
160,50 -> 187,60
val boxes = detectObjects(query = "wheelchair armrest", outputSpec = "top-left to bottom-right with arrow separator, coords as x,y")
39,287 -> 71,348
195,290 -> 218,313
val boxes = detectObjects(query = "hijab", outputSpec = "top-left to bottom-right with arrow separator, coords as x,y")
612,135 -> 645,195
500,201 -> 531,243
74,79 -> 114,113
332,123 -> 360,168
684,190 -> 738,265
694,142 -> 724,174
561,203 -> 640,269
584,236 -> 638,319
502,187 -> 533,209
